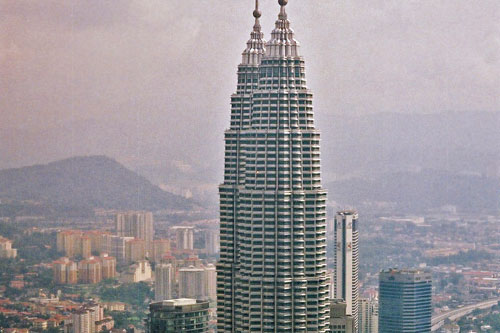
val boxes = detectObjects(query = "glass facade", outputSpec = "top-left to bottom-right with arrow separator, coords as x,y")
379,269 -> 432,333
147,300 -> 209,333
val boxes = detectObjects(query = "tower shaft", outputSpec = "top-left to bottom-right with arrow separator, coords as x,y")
217,3 -> 330,332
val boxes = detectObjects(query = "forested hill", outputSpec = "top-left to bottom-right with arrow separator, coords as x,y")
0,156 -> 193,214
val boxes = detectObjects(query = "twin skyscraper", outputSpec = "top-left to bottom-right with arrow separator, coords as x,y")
217,0 -> 330,331
216,2 -> 431,333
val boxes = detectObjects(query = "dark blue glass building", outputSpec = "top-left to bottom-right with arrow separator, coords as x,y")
379,269 -> 432,333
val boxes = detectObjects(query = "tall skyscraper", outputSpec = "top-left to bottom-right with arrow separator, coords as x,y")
334,210 -> 360,332
115,211 -> 154,254
147,299 -> 209,333
217,1 -> 329,331
155,263 -> 174,301
359,298 -> 378,333
379,269 -> 432,333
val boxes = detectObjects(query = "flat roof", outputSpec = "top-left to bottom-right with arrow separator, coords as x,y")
162,299 -> 197,306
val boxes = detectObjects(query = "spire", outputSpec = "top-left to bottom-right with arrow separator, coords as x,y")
242,0 -> 266,66
279,0 -> 288,19
254,0 -> 262,22
266,0 -> 300,58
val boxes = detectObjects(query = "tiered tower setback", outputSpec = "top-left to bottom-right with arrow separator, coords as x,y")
217,1 -> 330,332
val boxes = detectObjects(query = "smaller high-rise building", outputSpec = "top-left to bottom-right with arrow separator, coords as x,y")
0,237 -> 17,258
57,230 -> 112,258
359,298 -> 378,333
125,238 -> 146,263
178,266 -> 205,299
204,264 -> 217,302
53,257 -> 78,284
155,264 -> 174,302
178,256 -> 203,269
334,210 -> 360,332
204,229 -> 219,256
146,299 -> 209,333
53,255 -> 115,285
122,260 -> 152,283
78,258 -> 102,284
79,237 -> 92,259
86,230 -> 111,254
115,211 -> 154,254
161,255 -> 177,269
330,300 -> 355,333
379,268 -> 432,333
57,230 -> 78,256
152,239 -> 171,263
101,235 -> 134,263
66,303 -> 107,333
56,231 -> 91,258
100,254 -> 117,280
172,226 -> 194,251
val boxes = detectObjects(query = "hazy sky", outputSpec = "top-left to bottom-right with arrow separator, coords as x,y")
1,0 -> 499,169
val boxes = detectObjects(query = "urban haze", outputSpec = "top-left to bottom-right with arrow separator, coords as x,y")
0,1 -> 499,332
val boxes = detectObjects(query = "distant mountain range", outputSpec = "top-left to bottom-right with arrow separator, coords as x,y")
0,156 -> 193,216
319,111 -> 500,181
327,169 -> 500,214
3,112 -> 498,180
1,112 -> 498,214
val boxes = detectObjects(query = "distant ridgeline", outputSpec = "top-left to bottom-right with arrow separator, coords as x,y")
327,169 -> 500,214
0,156 -> 193,217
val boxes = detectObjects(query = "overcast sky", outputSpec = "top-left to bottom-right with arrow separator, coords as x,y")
1,0 -> 499,169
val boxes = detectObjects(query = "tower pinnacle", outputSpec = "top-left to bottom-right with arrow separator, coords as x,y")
241,0 -> 266,65
253,0 -> 261,19
267,0 -> 299,58
279,0 -> 288,19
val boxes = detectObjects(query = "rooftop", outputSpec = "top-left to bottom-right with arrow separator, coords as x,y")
162,299 -> 197,306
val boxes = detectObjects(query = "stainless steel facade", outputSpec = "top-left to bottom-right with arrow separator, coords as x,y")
217,1 -> 329,332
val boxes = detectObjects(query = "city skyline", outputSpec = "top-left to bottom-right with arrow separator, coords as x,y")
0,1 -> 499,332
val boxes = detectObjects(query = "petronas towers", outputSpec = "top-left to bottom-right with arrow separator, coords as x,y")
217,1 -> 330,332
